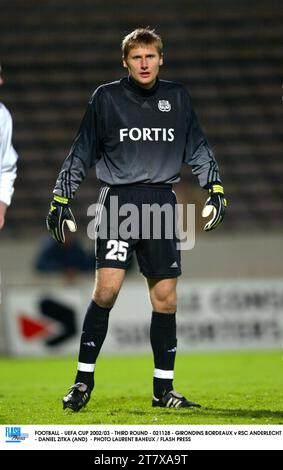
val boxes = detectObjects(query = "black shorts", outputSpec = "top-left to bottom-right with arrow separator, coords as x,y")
94,183 -> 182,278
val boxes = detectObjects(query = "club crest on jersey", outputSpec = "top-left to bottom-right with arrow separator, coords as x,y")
158,100 -> 171,112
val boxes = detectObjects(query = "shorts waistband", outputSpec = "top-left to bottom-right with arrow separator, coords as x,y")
101,182 -> 173,191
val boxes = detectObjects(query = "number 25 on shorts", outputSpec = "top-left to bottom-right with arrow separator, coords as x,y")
105,240 -> 129,262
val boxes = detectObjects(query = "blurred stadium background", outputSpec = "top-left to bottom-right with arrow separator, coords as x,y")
0,0 -> 282,360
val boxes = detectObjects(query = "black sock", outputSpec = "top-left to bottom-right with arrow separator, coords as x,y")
150,311 -> 177,398
75,300 -> 111,390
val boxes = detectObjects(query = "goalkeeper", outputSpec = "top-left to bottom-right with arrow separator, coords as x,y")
47,27 -> 226,411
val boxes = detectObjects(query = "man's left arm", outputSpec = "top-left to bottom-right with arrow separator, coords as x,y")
182,90 -> 227,231
0,109 -> 18,229
0,200 -> 7,229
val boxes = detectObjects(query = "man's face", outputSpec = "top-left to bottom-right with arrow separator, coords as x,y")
123,44 -> 163,89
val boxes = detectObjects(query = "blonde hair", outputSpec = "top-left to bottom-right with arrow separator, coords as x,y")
122,27 -> 163,58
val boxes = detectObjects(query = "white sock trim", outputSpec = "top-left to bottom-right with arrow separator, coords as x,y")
78,362 -> 95,372
154,368 -> 174,379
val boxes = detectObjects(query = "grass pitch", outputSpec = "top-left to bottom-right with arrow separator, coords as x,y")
0,350 -> 282,425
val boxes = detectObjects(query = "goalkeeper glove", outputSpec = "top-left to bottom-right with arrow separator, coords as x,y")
202,183 -> 227,231
46,195 -> 77,243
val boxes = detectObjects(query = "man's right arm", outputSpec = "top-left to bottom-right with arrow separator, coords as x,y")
53,93 -> 100,200
47,89 -> 102,243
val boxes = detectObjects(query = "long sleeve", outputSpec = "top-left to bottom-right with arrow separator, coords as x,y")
182,89 -> 221,187
0,104 -> 18,206
53,88 -> 102,199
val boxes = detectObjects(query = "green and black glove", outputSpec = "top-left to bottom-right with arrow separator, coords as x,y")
202,183 -> 227,231
46,195 -> 77,243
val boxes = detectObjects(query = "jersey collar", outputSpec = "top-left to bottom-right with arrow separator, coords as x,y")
121,75 -> 159,97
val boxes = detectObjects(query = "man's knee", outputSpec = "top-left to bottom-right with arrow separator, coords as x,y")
151,287 -> 177,313
93,286 -> 119,309
92,268 -> 125,308
154,299 -> 177,313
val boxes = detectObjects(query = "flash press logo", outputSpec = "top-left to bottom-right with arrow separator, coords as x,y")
5,426 -> 29,443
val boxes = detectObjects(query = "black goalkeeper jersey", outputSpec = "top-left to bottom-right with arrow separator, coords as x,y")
53,76 -> 221,198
